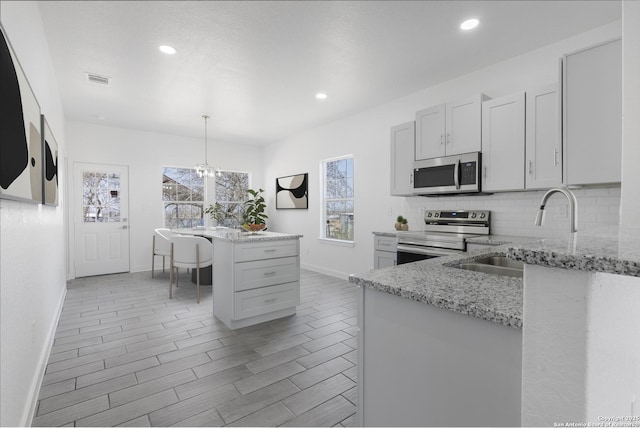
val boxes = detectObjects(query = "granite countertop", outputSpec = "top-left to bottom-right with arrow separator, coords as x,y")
349,246 -> 523,329
173,228 -> 303,243
507,225 -> 640,277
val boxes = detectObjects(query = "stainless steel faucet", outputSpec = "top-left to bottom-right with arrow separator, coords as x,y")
534,187 -> 578,233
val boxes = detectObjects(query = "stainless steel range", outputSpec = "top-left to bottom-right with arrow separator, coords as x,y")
396,210 -> 490,264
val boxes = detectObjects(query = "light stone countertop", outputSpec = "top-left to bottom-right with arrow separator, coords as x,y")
349,246 -> 523,329
173,228 -> 302,243
506,225 -> 640,277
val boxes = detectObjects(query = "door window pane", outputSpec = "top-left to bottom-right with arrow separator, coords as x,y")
83,171 -> 121,223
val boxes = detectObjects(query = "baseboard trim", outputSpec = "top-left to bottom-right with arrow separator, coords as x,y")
300,262 -> 351,281
23,286 -> 67,427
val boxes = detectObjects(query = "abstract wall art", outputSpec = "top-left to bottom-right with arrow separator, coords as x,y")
42,115 -> 59,206
276,173 -> 308,209
0,24 -> 42,204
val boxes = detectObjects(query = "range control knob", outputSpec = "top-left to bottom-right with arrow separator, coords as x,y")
434,213 -> 439,218
471,212 -> 477,219
480,213 -> 486,219
427,212 -> 432,218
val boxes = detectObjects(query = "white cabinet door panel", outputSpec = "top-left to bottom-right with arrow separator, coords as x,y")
564,38 -> 622,185
446,95 -> 484,156
415,104 -> 445,160
482,92 -> 526,192
526,84 -> 562,189
390,121 -> 415,196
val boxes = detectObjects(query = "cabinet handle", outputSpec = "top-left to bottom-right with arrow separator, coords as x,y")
484,167 -> 487,178
554,149 -> 559,167
446,133 -> 450,145
440,134 -> 444,145
264,298 -> 277,303
410,173 -> 413,184
263,271 -> 277,276
529,160 -> 533,174
264,249 -> 277,253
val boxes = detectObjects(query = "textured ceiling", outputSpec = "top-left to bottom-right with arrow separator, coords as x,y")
37,1 -> 621,146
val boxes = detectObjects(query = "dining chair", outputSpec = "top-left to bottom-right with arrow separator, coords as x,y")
170,235 -> 213,303
152,228 -> 173,278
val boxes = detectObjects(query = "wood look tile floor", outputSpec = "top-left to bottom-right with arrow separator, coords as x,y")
33,269 -> 358,427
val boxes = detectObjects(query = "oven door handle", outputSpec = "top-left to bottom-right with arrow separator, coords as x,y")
396,244 -> 462,257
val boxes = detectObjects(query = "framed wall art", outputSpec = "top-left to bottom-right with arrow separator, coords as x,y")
276,173 -> 308,209
0,24 -> 42,204
42,115 -> 59,206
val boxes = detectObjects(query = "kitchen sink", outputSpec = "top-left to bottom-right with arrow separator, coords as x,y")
454,255 -> 524,278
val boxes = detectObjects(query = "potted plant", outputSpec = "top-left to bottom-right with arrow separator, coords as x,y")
395,215 -> 409,231
242,188 -> 268,231
204,202 -> 224,227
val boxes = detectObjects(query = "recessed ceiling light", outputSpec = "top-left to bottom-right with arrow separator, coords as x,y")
159,45 -> 177,55
460,18 -> 479,31
316,92 -> 328,100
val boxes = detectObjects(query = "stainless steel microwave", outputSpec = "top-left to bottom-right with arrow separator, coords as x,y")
413,152 -> 481,195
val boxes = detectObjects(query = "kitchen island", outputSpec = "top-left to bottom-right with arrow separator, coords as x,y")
353,226 -> 640,426
211,230 -> 303,330
349,246 -> 525,426
507,225 -> 640,426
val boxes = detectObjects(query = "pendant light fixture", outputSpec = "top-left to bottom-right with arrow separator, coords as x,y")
196,114 -> 216,178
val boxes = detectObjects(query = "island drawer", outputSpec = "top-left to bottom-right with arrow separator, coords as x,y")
234,282 -> 300,320
234,240 -> 299,262
234,256 -> 300,292
374,235 -> 397,252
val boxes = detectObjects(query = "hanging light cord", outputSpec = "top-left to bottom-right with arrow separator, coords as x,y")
203,114 -> 209,166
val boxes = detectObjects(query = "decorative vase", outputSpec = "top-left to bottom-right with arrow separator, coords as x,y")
394,222 -> 402,231
401,224 -> 409,231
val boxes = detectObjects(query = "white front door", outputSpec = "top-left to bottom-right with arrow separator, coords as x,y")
73,162 -> 130,277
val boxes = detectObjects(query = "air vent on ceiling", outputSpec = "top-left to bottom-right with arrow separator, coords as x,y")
86,72 -> 110,86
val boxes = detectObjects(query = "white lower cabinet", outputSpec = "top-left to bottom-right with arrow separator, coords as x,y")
213,236 -> 300,329
357,286 -> 522,426
373,235 -> 396,269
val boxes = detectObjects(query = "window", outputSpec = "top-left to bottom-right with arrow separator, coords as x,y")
215,171 -> 249,227
321,155 -> 354,242
82,172 -> 120,222
162,167 -> 204,228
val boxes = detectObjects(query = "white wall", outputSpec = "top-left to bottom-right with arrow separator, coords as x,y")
65,121 -> 264,276
621,1 -> 640,223
263,21 -> 622,278
0,2 -> 67,426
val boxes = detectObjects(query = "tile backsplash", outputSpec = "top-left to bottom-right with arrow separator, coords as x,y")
403,186 -> 620,238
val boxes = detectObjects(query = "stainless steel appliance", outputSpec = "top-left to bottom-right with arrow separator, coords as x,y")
413,152 -> 481,195
396,209 -> 490,264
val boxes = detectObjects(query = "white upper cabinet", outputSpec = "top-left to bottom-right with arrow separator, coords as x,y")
482,92 -> 526,192
415,104 -> 445,159
526,83 -> 562,190
563,38 -> 622,185
415,94 -> 489,160
390,121 -> 415,196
